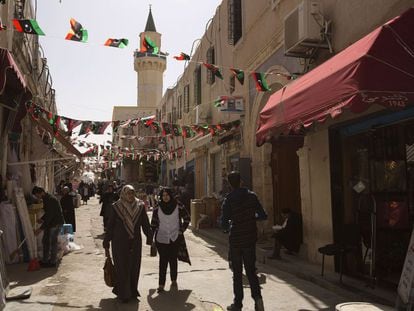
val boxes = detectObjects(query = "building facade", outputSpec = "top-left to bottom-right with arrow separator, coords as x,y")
0,0 -> 78,195
158,0 -> 414,284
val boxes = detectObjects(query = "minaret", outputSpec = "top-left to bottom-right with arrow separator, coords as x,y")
134,6 -> 166,110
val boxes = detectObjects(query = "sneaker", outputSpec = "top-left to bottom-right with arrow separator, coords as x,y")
226,304 -> 242,311
255,298 -> 265,311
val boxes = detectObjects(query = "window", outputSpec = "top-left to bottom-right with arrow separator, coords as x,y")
178,95 -> 183,119
230,76 -> 235,94
172,107 -> 177,123
206,47 -> 215,85
167,112 -> 172,123
194,65 -> 202,105
228,0 -> 242,45
184,85 -> 190,113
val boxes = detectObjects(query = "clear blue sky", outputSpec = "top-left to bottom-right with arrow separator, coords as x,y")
37,0 -> 222,122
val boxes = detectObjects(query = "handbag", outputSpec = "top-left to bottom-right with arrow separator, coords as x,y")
103,255 -> 116,287
177,235 -> 191,265
150,242 -> 157,257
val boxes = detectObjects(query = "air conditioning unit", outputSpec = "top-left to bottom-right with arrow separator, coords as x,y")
284,0 -> 322,57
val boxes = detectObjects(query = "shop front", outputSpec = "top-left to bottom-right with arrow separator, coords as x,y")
256,8 -> 414,275
330,108 -> 414,286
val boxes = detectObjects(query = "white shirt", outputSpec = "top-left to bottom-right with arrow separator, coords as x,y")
156,206 -> 180,244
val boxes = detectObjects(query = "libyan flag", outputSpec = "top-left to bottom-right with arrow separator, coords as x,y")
173,52 -> 190,61
230,68 -> 245,85
104,38 -> 129,48
203,63 -> 223,80
12,19 -> 45,35
65,18 -> 88,42
252,72 -> 271,92
141,36 -> 159,54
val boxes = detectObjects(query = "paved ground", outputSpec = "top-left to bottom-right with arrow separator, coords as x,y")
4,197 -> 350,310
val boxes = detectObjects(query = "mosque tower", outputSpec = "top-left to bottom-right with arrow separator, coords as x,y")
134,6 -> 166,110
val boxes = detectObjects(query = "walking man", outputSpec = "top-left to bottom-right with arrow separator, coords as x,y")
221,171 -> 267,311
33,186 -> 64,267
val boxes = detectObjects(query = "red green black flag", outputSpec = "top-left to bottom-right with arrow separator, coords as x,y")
230,68 -> 244,85
12,19 -> 45,35
104,38 -> 129,48
65,18 -> 88,42
173,52 -> 190,61
203,63 -> 223,80
172,124 -> 182,136
182,126 -> 195,138
252,72 -> 271,92
141,36 -> 159,54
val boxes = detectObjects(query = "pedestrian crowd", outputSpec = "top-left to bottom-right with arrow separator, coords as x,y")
30,170 -> 304,311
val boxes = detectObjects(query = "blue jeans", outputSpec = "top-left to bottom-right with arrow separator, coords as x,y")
229,246 -> 262,307
42,226 -> 61,264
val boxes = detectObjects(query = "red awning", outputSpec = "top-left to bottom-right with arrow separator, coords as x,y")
0,49 -> 26,94
256,8 -> 414,146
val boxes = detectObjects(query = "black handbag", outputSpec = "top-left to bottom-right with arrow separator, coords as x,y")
150,242 -> 157,257
103,255 -> 116,287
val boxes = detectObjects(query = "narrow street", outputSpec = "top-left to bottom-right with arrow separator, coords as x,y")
4,197 -> 348,311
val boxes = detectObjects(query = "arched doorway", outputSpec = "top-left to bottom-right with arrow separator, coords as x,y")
249,65 -> 303,229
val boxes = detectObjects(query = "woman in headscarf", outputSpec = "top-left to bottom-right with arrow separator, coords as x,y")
60,186 -> 76,232
103,185 -> 153,303
151,187 -> 190,293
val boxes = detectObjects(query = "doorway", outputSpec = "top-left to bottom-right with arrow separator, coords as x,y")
331,121 -> 414,286
270,137 -> 303,225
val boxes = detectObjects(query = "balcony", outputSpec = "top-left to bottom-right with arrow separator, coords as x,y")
133,50 -> 167,60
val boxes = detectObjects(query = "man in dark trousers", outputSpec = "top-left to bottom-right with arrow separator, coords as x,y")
33,186 -> 64,267
268,208 -> 303,260
221,171 -> 267,311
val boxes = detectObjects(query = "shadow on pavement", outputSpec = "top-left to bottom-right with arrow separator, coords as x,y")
147,288 -> 196,310
191,229 -> 347,310
6,263 -> 57,287
87,298 -> 139,310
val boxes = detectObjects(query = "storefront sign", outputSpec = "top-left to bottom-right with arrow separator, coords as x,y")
398,228 -> 414,304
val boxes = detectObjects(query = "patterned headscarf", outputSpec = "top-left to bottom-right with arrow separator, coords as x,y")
113,185 -> 144,238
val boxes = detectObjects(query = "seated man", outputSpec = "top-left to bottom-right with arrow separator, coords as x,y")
268,208 -> 303,259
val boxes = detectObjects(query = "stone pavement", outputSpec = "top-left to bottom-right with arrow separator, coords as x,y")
1,197 -> 395,310
192,226 -> 397,308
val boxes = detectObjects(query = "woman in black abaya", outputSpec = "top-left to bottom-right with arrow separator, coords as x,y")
103,185 -> 153,302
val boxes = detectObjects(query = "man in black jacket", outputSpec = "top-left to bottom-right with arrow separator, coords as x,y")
33,186 -> 64,267
221,171 -> 267,311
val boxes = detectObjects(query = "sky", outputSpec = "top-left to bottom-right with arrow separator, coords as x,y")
36,0 -> 222,123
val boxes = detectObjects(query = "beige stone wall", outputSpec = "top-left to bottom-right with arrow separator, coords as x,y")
297,130 -> 334,266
